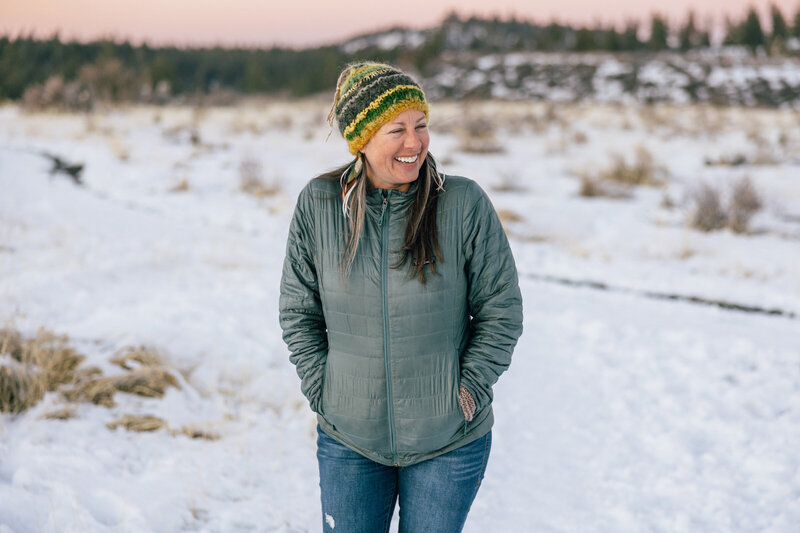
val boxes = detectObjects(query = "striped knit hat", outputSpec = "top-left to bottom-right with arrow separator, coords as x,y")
327,62 -> 430,155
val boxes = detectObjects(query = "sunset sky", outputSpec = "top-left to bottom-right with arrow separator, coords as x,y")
1,0 -> 797,48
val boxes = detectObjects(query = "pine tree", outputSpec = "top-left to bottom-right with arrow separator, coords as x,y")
742,8 -> 766,52
723,15 -> 743,45
622,22 -> 641,50
768,4 -> 790,54
575,28 -> 596,51
679,11 -> 698,51
538,22 -> 566,51
649,14 -> 669,51
771,4 -> 789,41
243,56 -> 268,93
603,27 -> 622,51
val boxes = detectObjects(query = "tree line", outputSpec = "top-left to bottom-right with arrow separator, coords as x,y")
1,5 -> 798,105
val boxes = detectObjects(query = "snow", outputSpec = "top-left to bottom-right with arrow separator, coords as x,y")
425,52 -> 800,107
341,30 -> 425,54
1,100 -> 799,532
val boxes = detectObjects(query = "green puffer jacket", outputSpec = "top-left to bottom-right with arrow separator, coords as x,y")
279,175 -> 523,467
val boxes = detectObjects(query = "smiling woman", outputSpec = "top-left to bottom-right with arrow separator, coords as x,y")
279,62 -> 523,532
361,110 -> 430,192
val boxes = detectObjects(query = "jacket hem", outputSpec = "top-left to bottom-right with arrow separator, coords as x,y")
317,408 -> 494,467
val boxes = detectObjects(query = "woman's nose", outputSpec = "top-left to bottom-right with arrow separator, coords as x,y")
404,130 -> 422,150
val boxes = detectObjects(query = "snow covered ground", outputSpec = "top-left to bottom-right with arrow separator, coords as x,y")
1,99 -> 799,532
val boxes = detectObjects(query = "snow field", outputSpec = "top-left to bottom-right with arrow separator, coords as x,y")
1,99 -> 799,532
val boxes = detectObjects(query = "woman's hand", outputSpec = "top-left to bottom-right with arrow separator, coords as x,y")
459,386 -> 476,422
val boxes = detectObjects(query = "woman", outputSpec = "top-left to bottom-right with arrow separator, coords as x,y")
279,62 -> 523,532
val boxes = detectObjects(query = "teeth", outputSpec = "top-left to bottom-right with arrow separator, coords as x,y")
395,155 -> 418,163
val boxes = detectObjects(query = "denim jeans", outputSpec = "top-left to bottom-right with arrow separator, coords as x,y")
316,425 -> 491,533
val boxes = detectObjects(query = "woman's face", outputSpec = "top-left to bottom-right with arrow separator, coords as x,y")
361,109 -> 429,193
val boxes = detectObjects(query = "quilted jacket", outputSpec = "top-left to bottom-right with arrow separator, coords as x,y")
279,175 -> 523,467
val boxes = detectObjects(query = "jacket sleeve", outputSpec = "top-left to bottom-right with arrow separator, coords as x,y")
460,183 -> 523,412
279,185 -> 328,413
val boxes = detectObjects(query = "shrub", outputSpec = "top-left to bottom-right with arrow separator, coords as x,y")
690,183 -> 728,231
728,177 -> 762,233
689,178 -> 763,233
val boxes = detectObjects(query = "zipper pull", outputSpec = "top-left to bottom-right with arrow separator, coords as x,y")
378,195 -> 388,226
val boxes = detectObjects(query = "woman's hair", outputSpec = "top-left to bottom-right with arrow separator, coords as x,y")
317,153 -> 445,283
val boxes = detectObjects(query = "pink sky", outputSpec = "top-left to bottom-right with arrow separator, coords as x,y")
1,0 -> 797,47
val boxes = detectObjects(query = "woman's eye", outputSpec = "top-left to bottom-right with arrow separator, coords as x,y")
416,124 -> 427,130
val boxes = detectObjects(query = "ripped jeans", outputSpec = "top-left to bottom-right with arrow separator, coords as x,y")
316,425 -> 491,533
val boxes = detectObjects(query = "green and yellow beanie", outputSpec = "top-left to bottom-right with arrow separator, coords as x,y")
328,62 -> 430,155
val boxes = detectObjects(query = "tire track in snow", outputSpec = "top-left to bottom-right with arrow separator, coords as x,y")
523,272 -> 798,320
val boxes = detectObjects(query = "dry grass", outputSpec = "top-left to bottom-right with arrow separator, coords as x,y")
169,178 -> 190,193
106,416 -> 220,439
0,328 -> 180,411
0,362 -> 44,414
107,414 -> 167,432
660,192 -> 677,209
111,345 -> 164,369
1,328 -> 207,437
689,178 -> 763,234
239,158 -> 281,198
63,376 -> 117,407
572,130 -> 589,144
177,425 -> 221,441
491,171 -> 527,193
114,367 -> 180,397
576,145 -> 665,199
729,177 -> 763,234
705,151 -> 780,167
455,116 -> 504,154
496,209 -> 524,225
1,327 -> 86,413
577,174 -> 632,199
690,183 -> 728,232
599,146 -> 666,186
109,136 -> 130,162
64,367 -> 180,407
704,153 -> 748,167
42,407 -> 77,420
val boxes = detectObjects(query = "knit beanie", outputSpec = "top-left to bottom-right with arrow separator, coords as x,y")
327,62 -> 430,155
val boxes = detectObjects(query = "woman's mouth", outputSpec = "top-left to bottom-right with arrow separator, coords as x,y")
394,155 -> 419,164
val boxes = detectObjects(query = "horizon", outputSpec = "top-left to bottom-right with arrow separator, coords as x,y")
1,0 -> 797,49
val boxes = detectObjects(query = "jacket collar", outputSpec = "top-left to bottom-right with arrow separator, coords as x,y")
366,179 -> 419,212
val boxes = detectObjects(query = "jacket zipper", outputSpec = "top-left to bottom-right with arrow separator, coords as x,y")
379,192 -> 399,466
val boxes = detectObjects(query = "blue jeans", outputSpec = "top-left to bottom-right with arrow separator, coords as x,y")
316,425 -> 491,533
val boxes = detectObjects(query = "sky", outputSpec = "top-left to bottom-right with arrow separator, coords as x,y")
1,0 -> 797,48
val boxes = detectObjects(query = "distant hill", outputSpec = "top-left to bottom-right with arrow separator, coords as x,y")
4,11 -> 800,108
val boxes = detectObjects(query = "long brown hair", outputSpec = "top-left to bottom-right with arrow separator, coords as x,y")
318,152 -> 445,283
